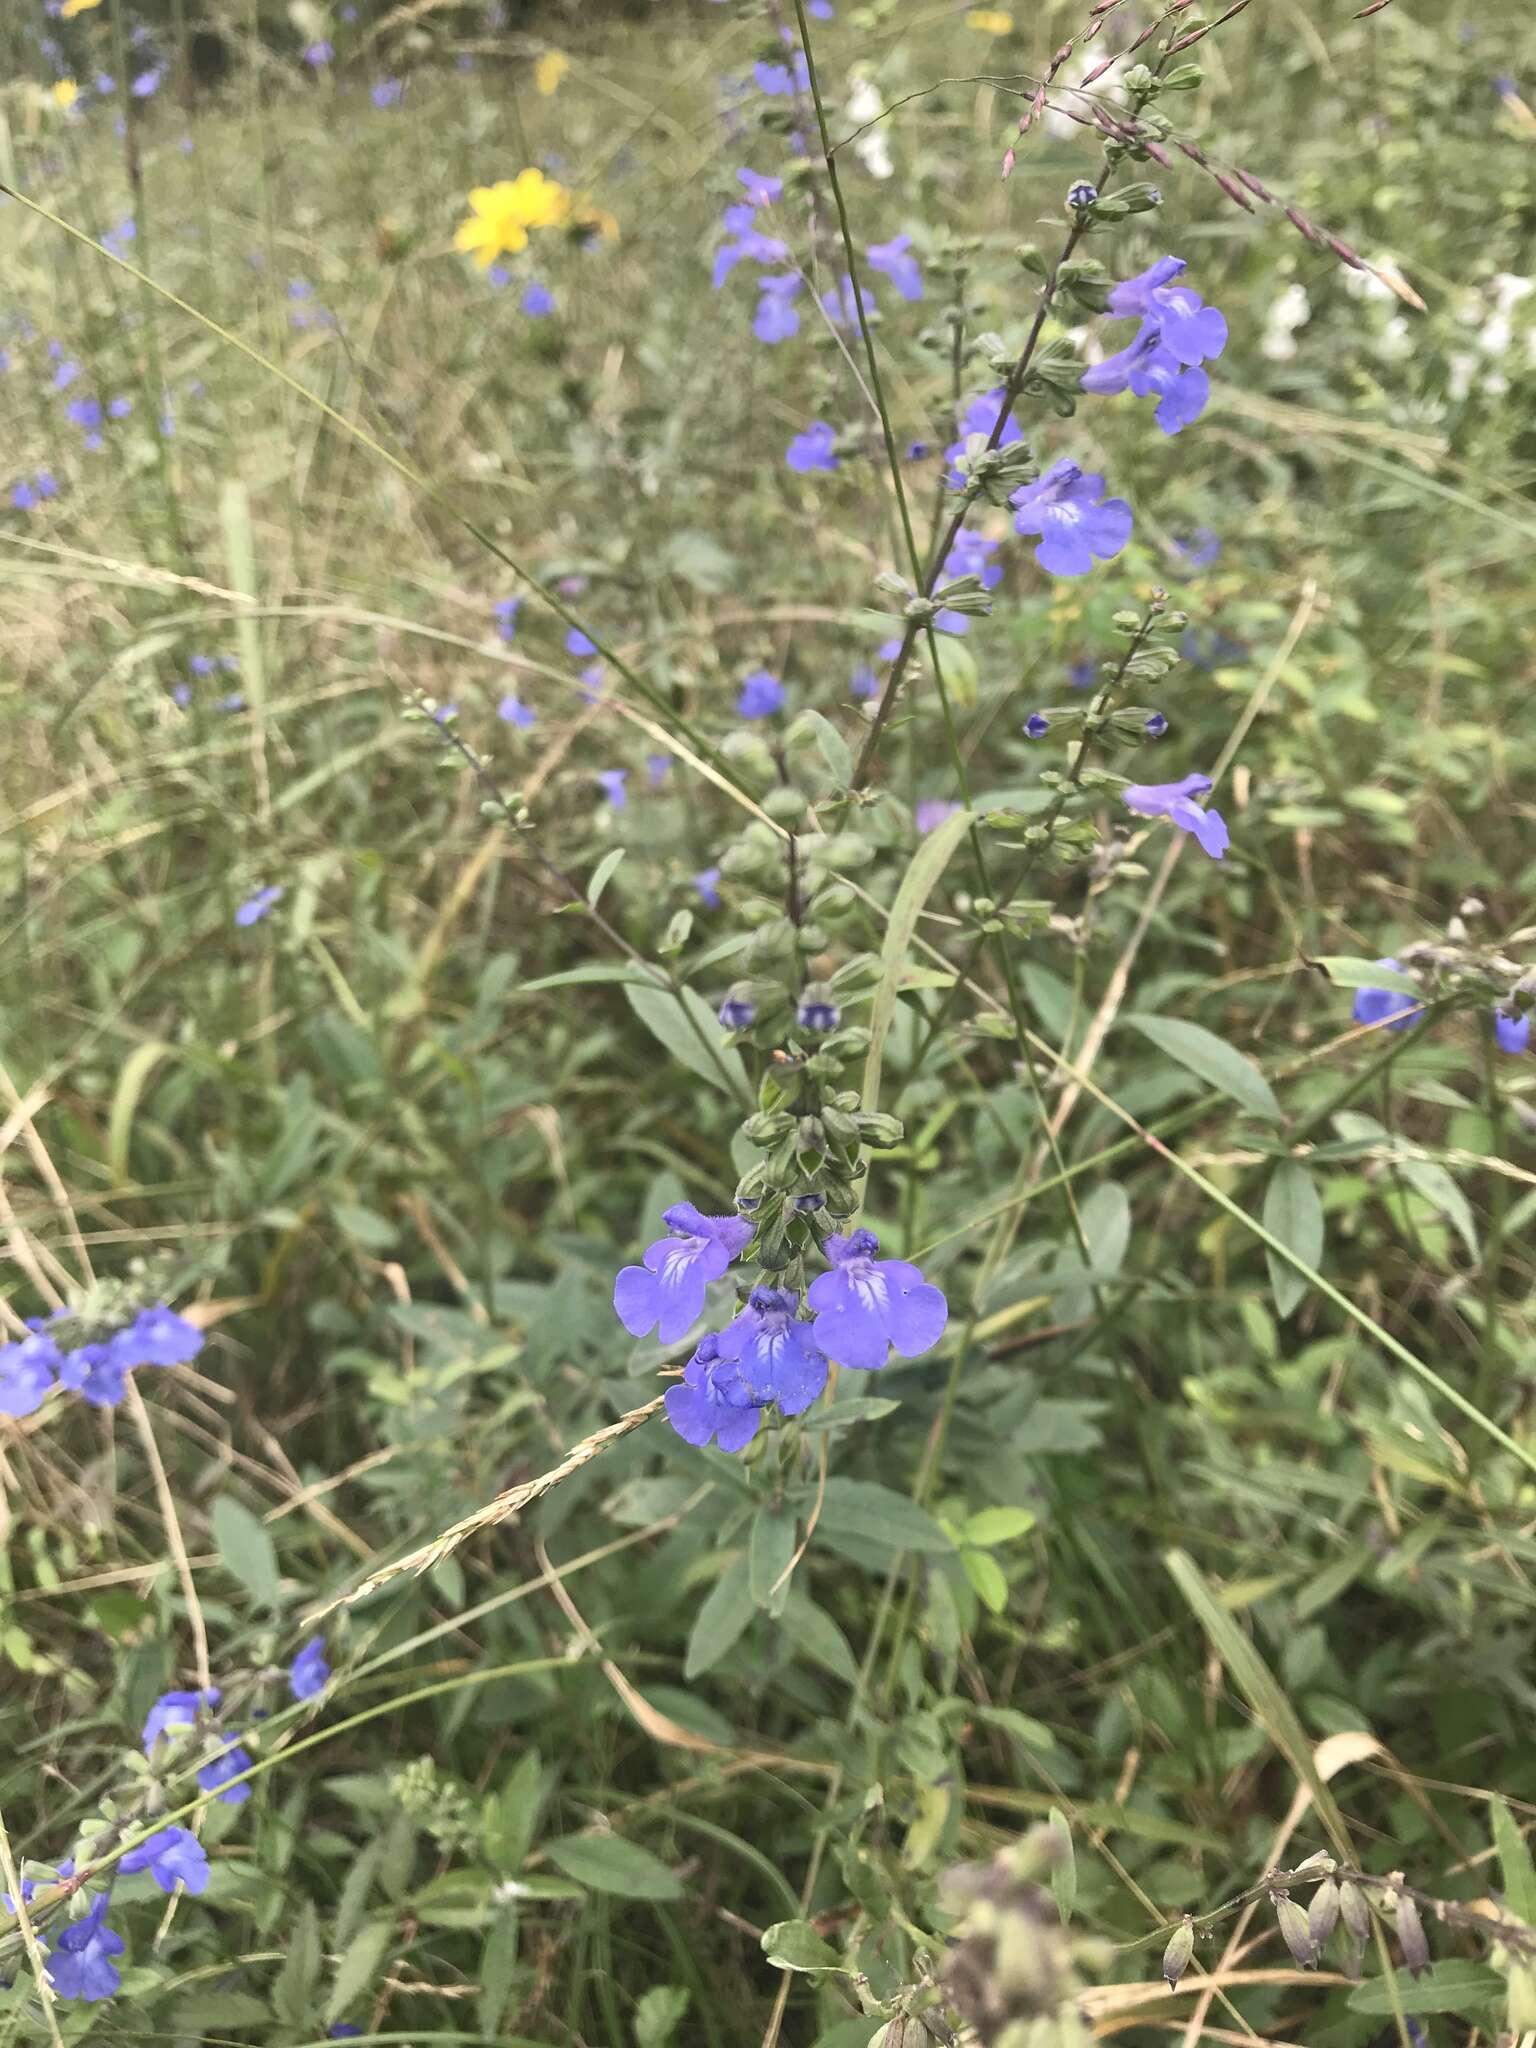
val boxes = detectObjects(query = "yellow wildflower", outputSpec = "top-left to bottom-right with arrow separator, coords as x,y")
60,0 -> 104,14
966,8 -> 1015,32
453,170 -> 571,267
51,79 -> 81,112
534,50 -> 570,97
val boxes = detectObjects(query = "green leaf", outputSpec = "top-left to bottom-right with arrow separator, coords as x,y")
478,1904 -> 521,2036
749,1505 -> 798,1610
586,845 -> 627,907
208,1495 -> 283,1612
412,1869 -> 493,1929
1125,1014 -> 1282,1122
684,1554 -> 753,1679
325,1917 -> 394,2023
760,1918 -> 845,1973
520,965 -> 659,993
1395,1156 -> 1478,1262
1047,1808 -> 1076,1923
333,1838 -> 384,1947
779,1593 -> 859,1685
960,1547 -> 1008,1614
863,806 -> 973,1109
273,1899 -> 322,2029
107,1040 -> 177,1184
817,1478 -> 955,1556
1491,1796 -> 1536,1929
800,709 -> 853,787
545,1834 -> 683,1901
483,1748 -> 543,1874
1313,956 -> 1423,995
624,979 -> 748,1099
634,1984 -> 691,2048
1347,1962 -> 1504,2016
963,1506 -> 1037,1548
172,1991 -> 273,2032
1263,1160 -> 1325,1320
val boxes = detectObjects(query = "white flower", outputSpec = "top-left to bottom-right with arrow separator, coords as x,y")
846,76 -> 893,179
1261,282 -> 1310,361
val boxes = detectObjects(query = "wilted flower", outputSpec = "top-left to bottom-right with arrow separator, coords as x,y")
1011,460 -> 1133,577
808,1229 -> 949,1369
614,1203 -> 755,1345
1121,772 -> 1228,860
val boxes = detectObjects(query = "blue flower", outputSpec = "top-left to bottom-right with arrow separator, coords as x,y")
820,276 -> 876,329
304,40 -> 334,65
120,1825 -> 209,1896
1121,772 -> 1228,860
1106,256 -> 1228,364
663,1333 -> 767,1452
867,233 -> 924,301
753,273 -> 802,343
614,1203 -> 755,1346
522,282 -> 555,317
694,866 -> 722,908
44,1897 -> 124,2002
647,754 -> 671,787
807,1230 -> 949,1371
1349,960 -> 1423,1031
597,768 -> 627,810
737,167 -> 782,206
1081,328 -> 1209,434
712,209 -> 789,287
786,420 -> 839,473
131,65 -> 164,97
753,49 -> 809,95
1144,711 -> 1168,738
716,1288 -> 829,1414
289,1636 -> 330,1700
1011,460 -> 1133,577
372,79 -> 402,108
115,1303 -> 203,1368
565,627 -> 597,656
1024,712 -> 1050,738
493,596 -> 521,642
197,1742 -> 254,1806
499,695 -> 536,727
718,989 -> 756,1030
737,668 -> 785,719
797,992 -> 840,1033
935,526 -> 1002,632
916,798 -> 960,834
944,388 -> 1025,488
0,1332 -> 59,1418
235,885 -> 283,927
850,664 -> 878,699
53,358 -> 81,390
1173,526 -> 1221,572
57,1342 -> 127,1409
1069,659 -> 1096,689
1496,1006 -> 1531,1054
143,1687 -> 220,1754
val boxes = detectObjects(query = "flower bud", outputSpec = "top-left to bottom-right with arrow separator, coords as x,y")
1162,1918 -> 1194,1989
796,987 -> 840,1034
1391,1886 -> 1430,1978
855,1110 -> 904,1146
1307,1879 -> 1341,1952
1271,1893 -> 1316,1968
741,1109 -> 794,1146
1337,1880 -> 1371,1945
1024,712 -> 1050,739
718,985 -> 758,1032
763,786 -> 810,828
1067,180 -> 1098,210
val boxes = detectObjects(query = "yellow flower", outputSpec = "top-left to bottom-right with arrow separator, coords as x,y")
534,50 -> 570,97
51,79 -> 81,112
60,0 -> 103,14
453,170 -> 571,267
966,8 -> 1015,32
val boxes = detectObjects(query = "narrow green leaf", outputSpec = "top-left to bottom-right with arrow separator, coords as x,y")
208,1495 -> 283,1612
1263,1160 -> 1325,1321
1314,956 -> 1423,996
863,806 -> 973,1110
624,979 -> 748,1099
587,845 -> 627,908
760,1918 -> 845,1973
1491,1797 -> 1536,1929
483,1748 -> 543,1875
273,1899 -> 321,2028
1347,1962 -> 1504,2016
1048,1807 -> 1076,1923
817,1478 -> 955,1556
1126,1015 -> 1282,1122
325,1918 -> 394,2023
684,1554 -> 752,1679
544,1834 -> 682,1901
478,1904 -> 521,2036
749,1505 -> 798,1610
779,1593 -> 859,1685
106,1040 -> 176,1185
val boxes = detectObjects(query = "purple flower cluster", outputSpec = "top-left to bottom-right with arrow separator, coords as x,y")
0,1302 -> 203,1418
1081,256 -> 1228,436
614,1207 -> 948,1453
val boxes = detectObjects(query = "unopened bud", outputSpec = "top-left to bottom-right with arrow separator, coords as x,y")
1162,1918 -> 1194,1989
1392,1886 -> 1430,1978
1337,1880 -> 1371,1945
1271,1893 -> 1316,1969
1308,1879 -> 1341,1952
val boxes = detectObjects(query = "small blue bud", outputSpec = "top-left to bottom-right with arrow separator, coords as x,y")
1067,181 -> 1098,209
1024,712 -> 1051,739
718,992 -> 757,1031
796,993 -> 840,1034
792,1192 -> 826,1212
1145,711 -> 1168,737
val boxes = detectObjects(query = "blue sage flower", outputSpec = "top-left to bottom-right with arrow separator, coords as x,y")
916,798 -> 960,834
597,769 -> 628,810
936,526 -> 1002,632
1024,713 -> 1050,738
1495,1006 -> 1530,1055
737,668 -> 785,719
753,273 -> 802,343
1083,256 -> 1227,434
143,1687 -> 221,1753
493,595 -> 521,642
197,1742 -> 254,1806
663,1333 -> 766,1452
786,420 -> 839,473
120,1825 -> 208,1896
944,387 -> 1025,488
1011,461 -> 1133,577
807,1230 -> 949,1370
614,1203 -> 755,1345
1145,712 -> 1168,737
115,1303 -> 203,1367
718,988 -> 756,1030
522,282 -> 555,318
716,1287 -> 829,1415
694,866 -> 722,908
289,1637 -> 330,1700
235,885 -> 283,927
1349,961 -> 1424,1032
0,1332 -> 59,1418
372,79 -> 403,108
1121,772 -> 1229,860
498,695 -> 536,727
796,992 -> 839,1033
44,1897 -> 124,2002
57,1342 -> 127,1409
820,276 -> 877,329
566,627 -> 596,656
712,207 -> 789,287
868,233 -> 924,301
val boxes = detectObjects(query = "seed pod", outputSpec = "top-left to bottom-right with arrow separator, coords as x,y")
1308,1878 -> 1341,1952
1272,1893 -> 1317,1969
1393,1889 -> 1430,1978
1338,1879 -> 1371,1945
1162,1917 -> 1195,1989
